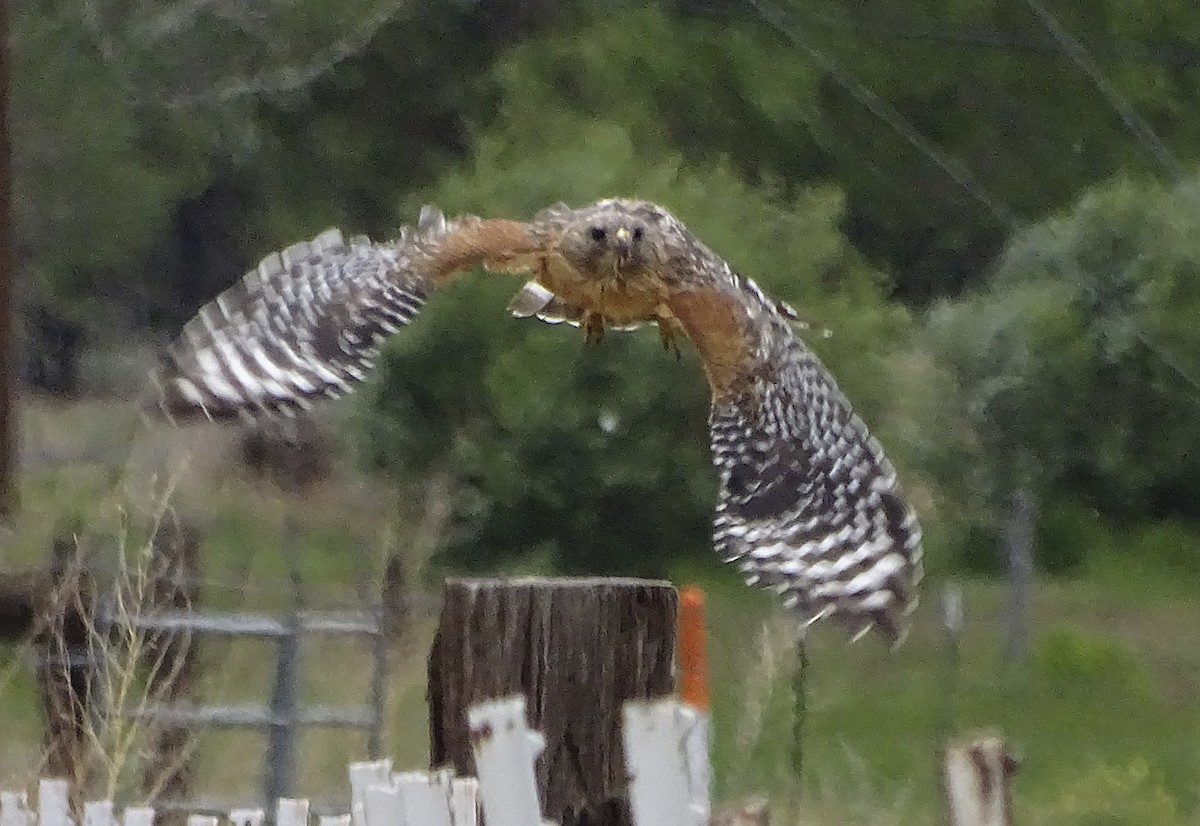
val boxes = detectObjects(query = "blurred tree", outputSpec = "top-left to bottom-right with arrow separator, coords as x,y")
12,5 -> 204,354
59,0 -> 575,340
16,0 -> 1200,580
721,0 -> 1200,301
482,1 -> 1200,302
10,0 -> 424,386
923,172 -> 1200,568
355,113 -> 916,575
19,0 -> 1200,372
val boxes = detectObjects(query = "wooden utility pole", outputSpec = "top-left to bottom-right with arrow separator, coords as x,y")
0,0 -> 14,520
428,577 -> 678,826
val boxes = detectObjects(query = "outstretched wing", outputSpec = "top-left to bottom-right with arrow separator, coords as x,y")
147,207 -> 538,420
664,245 -> 923,644
708,329 -> 922,644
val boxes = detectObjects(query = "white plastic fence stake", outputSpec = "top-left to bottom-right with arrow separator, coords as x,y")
228,809 -> 265,826
623,699 -> 695,826
186,816 -> 217,826
394,770 -> 452,826
82,800 -> 115,826
349,761 -> 393,826
121,807 -> 154,826
318,815 -> 351,826
467,696 -> 552,826
276,799 -> 309,826
448,778 -> 479,826
679,705 -> 712,826
38,780 -> 71,826
1,792 -> 32,826
363,782 -> 404,826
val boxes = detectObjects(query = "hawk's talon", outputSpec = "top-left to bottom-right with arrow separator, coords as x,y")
657,319 -> 683,360
583,312 -> 606,345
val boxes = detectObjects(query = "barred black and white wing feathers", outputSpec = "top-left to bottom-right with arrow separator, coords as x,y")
148,207 -> 536,421
149,230 -> 421,420
706,279 -> 922,645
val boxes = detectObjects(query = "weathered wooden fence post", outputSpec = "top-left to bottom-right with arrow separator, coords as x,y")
38,537 -> 95,795
428,577 -> 678,826
942,734 -> 1019,826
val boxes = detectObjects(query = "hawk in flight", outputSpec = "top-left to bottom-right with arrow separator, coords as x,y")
149,200 -> 923,643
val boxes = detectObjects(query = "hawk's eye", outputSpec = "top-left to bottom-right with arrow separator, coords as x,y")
632,226 -> 644,242
589,226 -> 607,242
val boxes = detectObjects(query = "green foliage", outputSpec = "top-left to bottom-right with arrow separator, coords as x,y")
1121,519 -> 1200,577
1031,626 -> 1151,697
484,0 -> 1200,302
355,111 -> 914,573
1031,758 -> 1187,826
948,521 -> 1004,575
488,5 -> 823,177
984,174 -> 1200,519
19,0 -> 1200,576
12,0 -> 441,340
757,0 -> 1200,301
922,172 -> 1200,570
12,5 -> 209,327
23,0 -> 1200,342
1034,499 -> 1105,574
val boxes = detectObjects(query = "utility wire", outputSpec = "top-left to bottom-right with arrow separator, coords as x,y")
784,6 -> 1200,69
1019,0 -> 1183,182
746,0 -> 1200,406
746,0 -> 1016,230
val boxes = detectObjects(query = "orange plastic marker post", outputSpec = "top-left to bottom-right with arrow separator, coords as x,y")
679,585 -> 710,710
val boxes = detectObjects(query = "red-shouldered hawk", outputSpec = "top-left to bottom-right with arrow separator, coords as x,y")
147,199 -> 923,644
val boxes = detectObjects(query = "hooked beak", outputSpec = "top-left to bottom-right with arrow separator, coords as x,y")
614,227 -> 633,263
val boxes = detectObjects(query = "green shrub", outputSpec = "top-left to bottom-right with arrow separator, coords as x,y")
947,520 -> 1004,575
1030,758 -> 1185,826
1031,626 -> 1151,697
1123,520 -> 1200,577
1034,499 -> 1108,575
923,173 -> 1200,575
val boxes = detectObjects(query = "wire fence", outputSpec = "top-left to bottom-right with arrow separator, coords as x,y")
0,531 -> 420,812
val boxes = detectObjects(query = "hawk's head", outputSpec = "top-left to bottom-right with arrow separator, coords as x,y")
557,199 -> 673,281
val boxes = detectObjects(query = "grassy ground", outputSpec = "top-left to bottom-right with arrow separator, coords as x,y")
2,396 -> 1199,824
693,569 -> 1200,825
